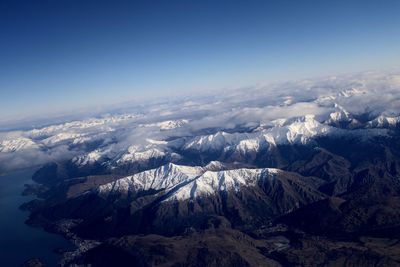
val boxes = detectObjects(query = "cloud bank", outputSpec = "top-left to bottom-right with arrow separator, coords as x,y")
1,69 -> 400,173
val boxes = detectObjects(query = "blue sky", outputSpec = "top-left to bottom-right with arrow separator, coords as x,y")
1,0 -> 400,121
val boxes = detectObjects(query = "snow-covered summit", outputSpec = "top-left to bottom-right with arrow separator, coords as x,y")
72,150 -> 104,166
167,168 -> 278,201
0,137 -> 38,153
367,115 -> 400,128
337,87 -> 367,98
96,162 -> 284,202
97,163 -> 204,197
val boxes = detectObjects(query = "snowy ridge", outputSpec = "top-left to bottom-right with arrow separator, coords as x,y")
97,163 -> 203,197
73,116 -> 332,167
115,138 -> 170,164
337,87 -> 367,98
183,131 -> 251,152
264,114 -> 330,144
327,104 -> 353,122
169,168 -> 281,201
72,150 -> 104,166
117,148 -> 166,163
42,133 -> 86,146
0,137 -> 38,153
28,114 -> 138,138
367,115 -> 400,128
183,115 -> 330,155
96,162 -> 283,201
140,119 -> 189,130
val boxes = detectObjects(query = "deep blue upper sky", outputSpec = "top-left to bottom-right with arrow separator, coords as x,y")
1,0 -> 400,121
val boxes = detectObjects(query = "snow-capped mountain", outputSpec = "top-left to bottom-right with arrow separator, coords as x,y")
0,137 -> 39,153
95,161 -> 326,204
72,150 -> 104,166
367,115 -> 400,128
140,119 -> 189,130
166,167 -> 280,201
97,163 -> 204,198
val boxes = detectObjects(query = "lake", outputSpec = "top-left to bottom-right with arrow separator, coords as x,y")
0,169 -> 73,266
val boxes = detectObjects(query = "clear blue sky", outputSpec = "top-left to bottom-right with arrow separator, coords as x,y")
1,0 -> 400,120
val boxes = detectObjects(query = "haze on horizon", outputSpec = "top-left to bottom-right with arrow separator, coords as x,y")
1,0 -> 400,121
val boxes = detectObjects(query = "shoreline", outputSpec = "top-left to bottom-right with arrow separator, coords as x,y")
0,168 -> 74,266
21,172 -> 100,266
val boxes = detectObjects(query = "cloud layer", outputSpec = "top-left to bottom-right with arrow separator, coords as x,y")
1,69 -> 400,173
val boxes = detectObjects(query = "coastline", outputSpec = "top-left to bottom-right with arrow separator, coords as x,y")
0,168 -> 75,266
21,170 -> 100,266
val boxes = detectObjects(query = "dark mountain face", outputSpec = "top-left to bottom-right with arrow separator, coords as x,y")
28,168 -> 325,239
71,227 -> 283,267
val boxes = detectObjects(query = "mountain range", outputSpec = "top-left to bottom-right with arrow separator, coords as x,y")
3,69 -> 400,266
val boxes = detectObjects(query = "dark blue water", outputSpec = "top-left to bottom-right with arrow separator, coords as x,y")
0,169 -> 73,267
